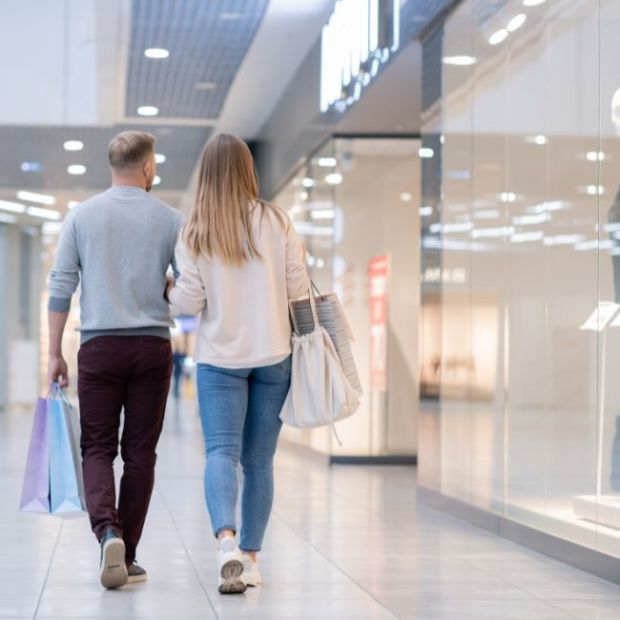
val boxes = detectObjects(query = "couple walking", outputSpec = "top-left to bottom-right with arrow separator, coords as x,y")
47,130 -> 309,594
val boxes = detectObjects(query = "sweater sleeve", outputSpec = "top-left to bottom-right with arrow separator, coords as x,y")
47,212 -> 80,312
168,237 -> 207,316
285,220 -> 310,300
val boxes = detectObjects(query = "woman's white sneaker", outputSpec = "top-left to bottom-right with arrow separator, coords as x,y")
241,555 -> 262,587
217,537 -> 246,594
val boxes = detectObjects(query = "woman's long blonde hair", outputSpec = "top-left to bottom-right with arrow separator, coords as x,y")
183,133 -> 285,265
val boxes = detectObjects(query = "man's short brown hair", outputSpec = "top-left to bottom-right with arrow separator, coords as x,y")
108,131 -> 156,170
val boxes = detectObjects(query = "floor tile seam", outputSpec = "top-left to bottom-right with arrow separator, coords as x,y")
269,510 -> 402,620
154,483 -> 219,619
466,558 -> 589,619
32,521 -> 64,620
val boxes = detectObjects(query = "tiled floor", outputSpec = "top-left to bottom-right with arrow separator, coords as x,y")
2,401 -> 620,619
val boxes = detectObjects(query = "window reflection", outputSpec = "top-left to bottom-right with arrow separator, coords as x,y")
275,138 -> 420,458
420,0 -> 620,556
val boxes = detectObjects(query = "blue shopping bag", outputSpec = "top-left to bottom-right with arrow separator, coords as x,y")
48,386 -> 86,515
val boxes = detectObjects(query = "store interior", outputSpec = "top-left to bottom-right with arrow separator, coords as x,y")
275,137 -> 420,460
418,0 -> 620,560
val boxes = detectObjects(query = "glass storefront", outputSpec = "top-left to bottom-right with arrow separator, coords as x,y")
275,137 -> 420,458
419,0 -> 620,557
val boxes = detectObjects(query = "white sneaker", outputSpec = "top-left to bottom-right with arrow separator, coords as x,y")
217,537 -> 246,595
241,555 -> 262,587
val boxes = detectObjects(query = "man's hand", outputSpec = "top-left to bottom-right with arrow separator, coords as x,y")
49,356 -> 69,388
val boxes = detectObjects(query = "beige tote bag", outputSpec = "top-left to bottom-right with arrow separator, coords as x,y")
280,287 -> 360,430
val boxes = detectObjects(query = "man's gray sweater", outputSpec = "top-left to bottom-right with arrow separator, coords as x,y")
48,185 -> 183,343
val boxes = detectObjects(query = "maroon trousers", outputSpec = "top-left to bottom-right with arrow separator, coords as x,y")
77,336 -> 172,562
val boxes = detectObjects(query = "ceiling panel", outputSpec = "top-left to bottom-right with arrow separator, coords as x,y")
0,125 -> 211,192
125,0 -> 269,119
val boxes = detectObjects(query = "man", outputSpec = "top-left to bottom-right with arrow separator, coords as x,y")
47,131 -> 183,589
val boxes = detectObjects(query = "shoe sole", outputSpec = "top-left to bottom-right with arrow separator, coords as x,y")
100,538 -> 128,589
218,559 -> 246,595
127,573 -> 147,585
242,572 -> 262,588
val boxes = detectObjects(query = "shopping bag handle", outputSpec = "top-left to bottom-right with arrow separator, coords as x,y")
49,382 -> 73,407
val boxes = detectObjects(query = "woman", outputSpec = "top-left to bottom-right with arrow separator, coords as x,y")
167,133 -> 309,594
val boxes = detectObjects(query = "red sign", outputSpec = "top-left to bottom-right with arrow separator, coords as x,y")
368,255 -> 389,390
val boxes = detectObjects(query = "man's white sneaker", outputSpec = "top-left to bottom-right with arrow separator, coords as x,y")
99,529 -> 128,590
241,555 -> 262,587
217,537 -> 246,595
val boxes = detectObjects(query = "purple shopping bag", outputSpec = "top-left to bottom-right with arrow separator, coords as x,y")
19,398 -> 51,513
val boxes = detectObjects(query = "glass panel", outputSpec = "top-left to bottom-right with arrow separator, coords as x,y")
598,0 -> 620,556
274,138 -> 420,457
435,0 -> 620,554
440,1 -> 475,504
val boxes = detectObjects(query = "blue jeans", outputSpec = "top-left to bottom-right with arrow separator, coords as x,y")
196,357 -> 291,552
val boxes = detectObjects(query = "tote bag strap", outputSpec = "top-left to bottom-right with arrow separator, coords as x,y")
289,285 -> 320,335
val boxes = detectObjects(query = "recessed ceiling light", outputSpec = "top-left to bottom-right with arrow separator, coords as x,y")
524,134 -> 547,145
26,206 -> 61,220
310,209 -> 335,220
155,153 -> 167,164
67,164 -> 86,175
137,105 -> 159,117
219,12 -> 244,20
325,172 -> 343,185
144,48 -> 169,59
420,206 -> 433,216
317,157 -> 337,167
500,192 -> 517,202
300,191 -> 309,201
586,151 -> 606,162
475,209 -> 502,220
443,55 -> 477,66
64,140 -> 84,151
400,192 -> 413,202
20,161 -> 42,172
585,185 -> 605,195
507,14 -> 527,32
419,147 -> 435,158
523,0 -> 546,6
17,190 -> 56,205
489,29 -> 509,45
153,175 -> 162,186
42,222 -> 63,235
0,200 -> 26,214
195,82 -> 217,91
302,177 -> 316,188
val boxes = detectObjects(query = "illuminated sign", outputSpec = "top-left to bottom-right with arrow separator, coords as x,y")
320,0 -> 400,113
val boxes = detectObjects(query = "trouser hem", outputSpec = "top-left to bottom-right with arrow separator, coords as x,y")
215,526 -> 237,538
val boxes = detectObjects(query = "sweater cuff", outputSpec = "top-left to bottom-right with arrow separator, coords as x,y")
48,297 -> 71,312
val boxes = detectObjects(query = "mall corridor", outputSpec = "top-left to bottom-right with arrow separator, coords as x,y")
4,0 -> 620,617
1,400 -> 619,620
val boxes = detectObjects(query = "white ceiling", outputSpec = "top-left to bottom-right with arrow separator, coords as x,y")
216,0 -> 337,139
0,0 -> 104,125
